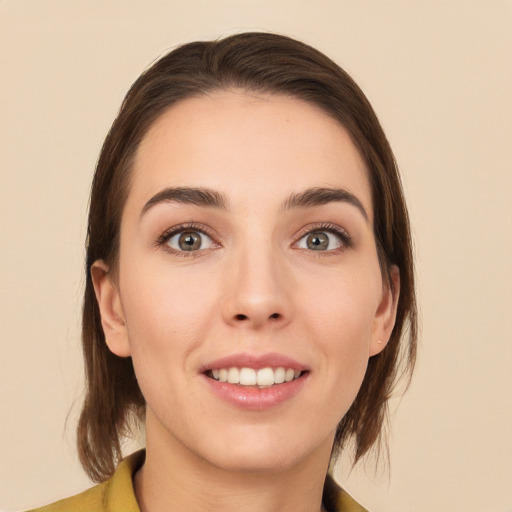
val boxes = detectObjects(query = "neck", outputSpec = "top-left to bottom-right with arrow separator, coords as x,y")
134,412 -> 333,512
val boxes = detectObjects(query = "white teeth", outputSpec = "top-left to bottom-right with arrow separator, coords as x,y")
209,366 -> 303,387
239,368 -> 257,385
285,368 -> 295,382
274,367 -> 285,384
257,367 -> 275,386
227,367 -> 240,384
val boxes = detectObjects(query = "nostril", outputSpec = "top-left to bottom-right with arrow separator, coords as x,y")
233,312 -> 281,322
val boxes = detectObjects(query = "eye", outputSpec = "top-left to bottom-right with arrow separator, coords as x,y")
295,226 -> 349,252
166,230 -> 215,252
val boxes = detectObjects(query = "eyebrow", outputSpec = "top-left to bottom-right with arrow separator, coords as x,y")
141,187 -> 228,217
282,187 -> 369,222
141,185 -> 368,222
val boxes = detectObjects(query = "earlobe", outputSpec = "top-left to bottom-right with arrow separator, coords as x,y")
90,260 -> 131,358
369,265 -> 400,357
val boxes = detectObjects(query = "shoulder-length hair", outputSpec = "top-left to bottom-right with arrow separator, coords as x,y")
78,32 -> 417,482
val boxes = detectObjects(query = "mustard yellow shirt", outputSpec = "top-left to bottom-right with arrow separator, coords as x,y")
28,450 -> 368,512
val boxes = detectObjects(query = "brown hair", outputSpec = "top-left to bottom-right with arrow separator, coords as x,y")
78,31 -> 417,482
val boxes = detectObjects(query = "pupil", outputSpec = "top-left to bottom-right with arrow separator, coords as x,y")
179,232 -> 200,251
307,232 -> 328,250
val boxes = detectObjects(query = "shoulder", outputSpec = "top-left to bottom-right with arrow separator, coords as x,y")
26,451 -> 144,512
323,473 -> 369,512
26,481 -> 110,512
26,452 -> 366,512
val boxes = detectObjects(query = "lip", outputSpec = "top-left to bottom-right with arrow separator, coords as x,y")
200,352 -> 309,410
202,352 -> 308,372
203,373 -> 308,410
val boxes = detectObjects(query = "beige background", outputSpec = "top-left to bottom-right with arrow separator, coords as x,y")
1,1 -> 511,511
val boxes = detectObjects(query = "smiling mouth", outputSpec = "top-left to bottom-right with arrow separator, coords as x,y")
205,367 -> 306,389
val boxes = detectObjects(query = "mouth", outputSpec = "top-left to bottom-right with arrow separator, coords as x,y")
201,353 -> 309,409
205,367 -> 306,389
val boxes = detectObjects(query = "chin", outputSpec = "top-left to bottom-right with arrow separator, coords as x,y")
194,427 -> 333,476
207,446 -> 306,475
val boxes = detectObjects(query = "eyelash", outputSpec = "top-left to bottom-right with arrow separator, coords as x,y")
155,222 -> 352,257
156,223 -> 218,257
293,222 -> 353,253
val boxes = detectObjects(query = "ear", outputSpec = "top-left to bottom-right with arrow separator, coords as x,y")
90,260 -> 131,357
369,265 -> 400,357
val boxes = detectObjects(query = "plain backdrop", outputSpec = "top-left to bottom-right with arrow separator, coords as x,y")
1,1 -> 511,511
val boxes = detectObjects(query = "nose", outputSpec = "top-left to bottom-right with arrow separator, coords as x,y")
221,247 -> 293,330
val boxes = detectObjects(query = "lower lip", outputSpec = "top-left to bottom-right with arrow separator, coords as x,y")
202,373 -> 308,410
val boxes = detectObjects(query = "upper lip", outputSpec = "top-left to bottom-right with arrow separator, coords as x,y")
201,352 -> 308,372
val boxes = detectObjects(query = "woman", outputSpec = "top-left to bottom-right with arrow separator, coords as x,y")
31,32 -> 417,512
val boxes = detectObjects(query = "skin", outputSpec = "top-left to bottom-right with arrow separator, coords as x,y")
92,91 -> 399,512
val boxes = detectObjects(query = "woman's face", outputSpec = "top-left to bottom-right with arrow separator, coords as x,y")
93,90 -> 398,473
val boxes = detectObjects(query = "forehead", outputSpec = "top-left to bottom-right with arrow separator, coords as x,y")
130,90 -> 372,218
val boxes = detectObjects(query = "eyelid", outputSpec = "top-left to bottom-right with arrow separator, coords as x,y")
293,222 -> 353,251
156,222 -> 220,254
155,221 -> 351,255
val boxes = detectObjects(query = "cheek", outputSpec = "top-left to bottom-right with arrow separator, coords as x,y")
116,263 -> 219,415
117,254 -> 221,366
122,252 -> 217,322
301,270 -> 379,346
299,270 -> 380,402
